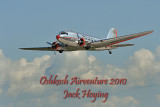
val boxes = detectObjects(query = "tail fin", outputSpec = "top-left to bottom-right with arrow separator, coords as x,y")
106,28 -> 117,39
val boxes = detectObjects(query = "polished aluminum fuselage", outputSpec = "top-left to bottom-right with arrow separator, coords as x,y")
56,31 -> 115,51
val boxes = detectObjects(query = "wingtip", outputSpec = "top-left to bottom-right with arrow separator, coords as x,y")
148,30 -> 154,33
144,30 -> 154,35
19,48 -> 26,50
150,30 -> 154,33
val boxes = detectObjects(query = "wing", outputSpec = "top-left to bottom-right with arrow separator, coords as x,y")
90,30 -> 153,48
19,47 -> 54,51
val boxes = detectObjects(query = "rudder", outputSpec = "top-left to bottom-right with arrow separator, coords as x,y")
106,28 -> 117,39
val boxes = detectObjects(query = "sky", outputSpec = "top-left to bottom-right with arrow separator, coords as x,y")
0,0 -> 160,107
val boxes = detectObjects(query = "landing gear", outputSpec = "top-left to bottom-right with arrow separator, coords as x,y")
59,50 -> 63,53
85,46 -> 90,50
108,50 -> 112,54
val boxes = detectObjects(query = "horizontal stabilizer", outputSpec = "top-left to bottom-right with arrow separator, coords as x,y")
112,44 -> 134,47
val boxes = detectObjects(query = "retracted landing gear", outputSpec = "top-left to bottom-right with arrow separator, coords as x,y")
108,50 -> 112,54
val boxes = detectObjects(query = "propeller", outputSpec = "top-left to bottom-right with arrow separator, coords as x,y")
46,42 -> 52,45
46,42 -> 57,55
77,33 -> 85,46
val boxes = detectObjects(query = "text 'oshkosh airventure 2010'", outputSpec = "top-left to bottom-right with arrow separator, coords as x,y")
20,28 -> 153,54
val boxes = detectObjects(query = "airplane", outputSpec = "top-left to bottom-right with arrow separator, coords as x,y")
19,28 -> 153,54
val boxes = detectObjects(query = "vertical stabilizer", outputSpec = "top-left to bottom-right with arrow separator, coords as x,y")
106,28 -> 117,39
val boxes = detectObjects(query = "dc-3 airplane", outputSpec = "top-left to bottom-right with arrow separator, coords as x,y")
20,28 -> 153,54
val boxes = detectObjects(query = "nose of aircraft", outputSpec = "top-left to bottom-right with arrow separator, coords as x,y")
56,35 -> 61,40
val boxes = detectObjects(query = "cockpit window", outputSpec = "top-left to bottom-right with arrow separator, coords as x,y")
59,31 -> 68,35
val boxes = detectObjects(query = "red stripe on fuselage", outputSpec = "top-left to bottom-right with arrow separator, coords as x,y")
62,37 -> 78,39
56,35 -> 78,40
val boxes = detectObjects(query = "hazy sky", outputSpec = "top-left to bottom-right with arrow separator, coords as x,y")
0,0 -> 160,107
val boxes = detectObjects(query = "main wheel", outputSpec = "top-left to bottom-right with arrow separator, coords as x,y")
109,50 -> 112,54
85,46 -> 90,50
59,50 -> 63,53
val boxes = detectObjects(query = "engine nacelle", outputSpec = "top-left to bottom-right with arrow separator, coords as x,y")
52,42 -> 59,50
78,38 -> 85,46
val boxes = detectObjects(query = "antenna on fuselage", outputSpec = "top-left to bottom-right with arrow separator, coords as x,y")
77,33 -> 80,39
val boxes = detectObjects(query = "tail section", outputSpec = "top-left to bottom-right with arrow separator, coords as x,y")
106,28 -> 117,39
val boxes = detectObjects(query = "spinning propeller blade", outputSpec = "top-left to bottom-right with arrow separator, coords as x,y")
46,42 -> 56,55
46,42 -> 52,45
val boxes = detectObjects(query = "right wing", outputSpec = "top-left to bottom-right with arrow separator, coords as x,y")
90,30 -> 153,48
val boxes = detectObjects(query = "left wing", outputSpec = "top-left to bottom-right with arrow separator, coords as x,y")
19,47 -> 54,51
19,42 -> 68,51
90,30 -> 153,48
